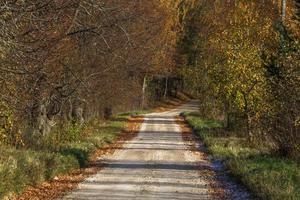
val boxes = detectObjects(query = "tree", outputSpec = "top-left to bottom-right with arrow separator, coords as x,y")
0,0 -> 171,146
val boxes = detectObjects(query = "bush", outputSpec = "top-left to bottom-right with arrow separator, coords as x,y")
0,113 -> 130,199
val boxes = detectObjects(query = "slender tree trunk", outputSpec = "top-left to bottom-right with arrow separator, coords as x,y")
242,93 -> 254,142
224,102 -> 230,130
279,0 -> 287,60
141,75 -> 147,109
246,113 -> 254,142
163,77 -> 168,100
282,0 -> 286,21
103,106 -> 112,120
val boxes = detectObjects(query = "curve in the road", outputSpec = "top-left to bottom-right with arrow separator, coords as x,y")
61,101 -> 253,200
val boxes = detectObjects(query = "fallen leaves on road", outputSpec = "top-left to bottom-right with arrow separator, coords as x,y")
177,116 -> 228,200
154,98 -> 187,112
15,116 -> 143,200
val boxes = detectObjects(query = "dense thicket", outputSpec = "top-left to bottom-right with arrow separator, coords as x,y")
0,0 -> 174,147
169,0 -> 300,159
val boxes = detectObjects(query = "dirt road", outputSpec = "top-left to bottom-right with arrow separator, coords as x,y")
61,101 -> 253,200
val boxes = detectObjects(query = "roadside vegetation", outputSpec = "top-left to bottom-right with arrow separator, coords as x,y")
0,1 -> 182,198
0,112 -> 132,199
0,97 -> 185,199
169,0 -> 300,160
184,112 -> 300,200
0,1 -> 299,199
168,1 -> 300,199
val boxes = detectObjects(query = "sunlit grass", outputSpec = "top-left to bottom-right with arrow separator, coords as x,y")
0,111 -> 139,199
184,112 -> 300,200
0,148 -> 79,199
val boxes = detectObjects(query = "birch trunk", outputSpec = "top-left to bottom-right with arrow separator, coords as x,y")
282,0 -> 286,21
141,76 -> 147,109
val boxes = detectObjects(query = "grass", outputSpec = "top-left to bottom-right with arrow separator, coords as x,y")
118,110 -> 151,117
184,112 -> 300,200
0,112 -> 134,199
0,148 -> 79,199
0,99 -> 183,199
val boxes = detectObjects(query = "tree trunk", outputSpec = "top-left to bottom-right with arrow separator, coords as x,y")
103,106 -> 113,120
141,75 -> 147,109
224,102 -> 230,131
243,93 -> 254,142
37,103 -> 53,136
71,98 -> 86,125
246,113 -> 254,143
282,0 -> 286,21
163,77 -> 168,100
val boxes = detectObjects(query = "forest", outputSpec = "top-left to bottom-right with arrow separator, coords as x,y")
0,0 -> 299,199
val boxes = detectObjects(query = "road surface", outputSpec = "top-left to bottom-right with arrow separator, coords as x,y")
61,101 -> 252,200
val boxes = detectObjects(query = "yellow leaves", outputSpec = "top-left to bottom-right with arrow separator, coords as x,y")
200,1 -> 275,113
0,101 -> 14,145
173,0 -> 280,118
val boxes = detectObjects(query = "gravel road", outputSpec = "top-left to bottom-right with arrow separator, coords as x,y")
61,101 -> 253,200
